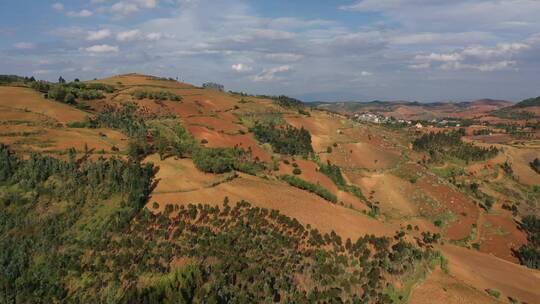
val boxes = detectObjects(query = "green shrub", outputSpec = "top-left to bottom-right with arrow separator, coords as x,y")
192,147 -> 264,175
292,168 -> 302,175
67,121 -> 91,128
486,288 -> 501,299
131,90 -> 181,101
280,174 -> 337,203
319,162 -> 346,187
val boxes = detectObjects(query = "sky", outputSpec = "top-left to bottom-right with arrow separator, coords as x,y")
1,0 -> 540,102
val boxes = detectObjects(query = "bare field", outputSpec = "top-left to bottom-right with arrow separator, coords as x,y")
442,244 -> 540,304
0,86 -> 87,123
410,268 -> 497,304
149,173 -> 395,240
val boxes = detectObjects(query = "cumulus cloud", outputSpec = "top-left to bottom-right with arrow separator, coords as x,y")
108,0 -> 158,17
87,29 -> 112,41
116,29 -> 141,41
412,42 -> 531,72
6,0 -> 540,101
253,65 -> 291,82
84,44 -> 119,53
231,63 -> 252,72
67,9 -> 93,17
111,2 -> 139,16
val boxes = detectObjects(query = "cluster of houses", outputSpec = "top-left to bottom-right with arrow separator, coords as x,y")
353,112 -> 412,125
353,112 -> 463,129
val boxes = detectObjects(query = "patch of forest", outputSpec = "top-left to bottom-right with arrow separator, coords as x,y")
251,122 -> 314,156
516,215 -> 540,269
30,80 -> 115,104
413,129 -> 498,163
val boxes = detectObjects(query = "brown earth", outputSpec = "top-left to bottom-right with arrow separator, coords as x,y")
0,86 -> 88,123
442,244 -> 540,304
410,268 -> 498,304
148,173 -> 394,241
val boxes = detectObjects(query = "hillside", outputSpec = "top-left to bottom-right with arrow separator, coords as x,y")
312,99 -> 513,121
486,97 -> 540,122
0,74 -> 539,303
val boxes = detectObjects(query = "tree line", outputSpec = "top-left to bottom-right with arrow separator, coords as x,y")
413,129 -> 498,162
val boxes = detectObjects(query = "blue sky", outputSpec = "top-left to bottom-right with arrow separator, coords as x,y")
1,0 -> 540,102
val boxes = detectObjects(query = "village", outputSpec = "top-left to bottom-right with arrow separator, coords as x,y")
352,112 -> 463,129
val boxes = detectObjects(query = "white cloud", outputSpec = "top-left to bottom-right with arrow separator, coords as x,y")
360,71 -> 373,76
441,60 -> 517,72
415,52 -> 462,62
109,0 -> 158,17
340,0 -> 540,33
391,32 -> 495,45
52,3 -> 64,11
461,43 -> 529,59
116,29 -> 141,41
67,9 -> 93,17
412,41 -> 531,72
111,2 -> 139,16
84,44 -> 119,53
14,42 -> 35,49
253,65 -> 291,82
87,29 -> 112,41
137,0 -> 157,9
409,63 -> 430,69
146,32 -> 162,40
231,63 -> 252,72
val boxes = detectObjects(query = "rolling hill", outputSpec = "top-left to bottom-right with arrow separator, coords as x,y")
311,99 -> 514,121
0,74 -> 538,303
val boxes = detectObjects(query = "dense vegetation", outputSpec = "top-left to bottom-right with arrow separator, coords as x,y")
516,215 -> 540,269
0,145 -> 436,303
280,174 -> 338,203
86,103 -> 148,137
192,147 -> 265,175
0,144 -> 154,303
251,122 -> 313,156
413,129 -> 498,162
131,90 -> 181,101
512,96 -> 540,108
491,109 -> 536,120
30,81 -> 114,104
0,75 -> 35,85
319,161 -> 347,187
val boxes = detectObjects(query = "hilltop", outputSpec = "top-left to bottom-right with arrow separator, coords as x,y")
0,73 -> 538,303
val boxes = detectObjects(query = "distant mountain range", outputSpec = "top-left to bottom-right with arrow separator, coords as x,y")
309,98 -> 517,121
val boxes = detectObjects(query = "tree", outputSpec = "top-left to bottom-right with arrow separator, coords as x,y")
58,76 -> 66,84
64,92 -> 76,104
